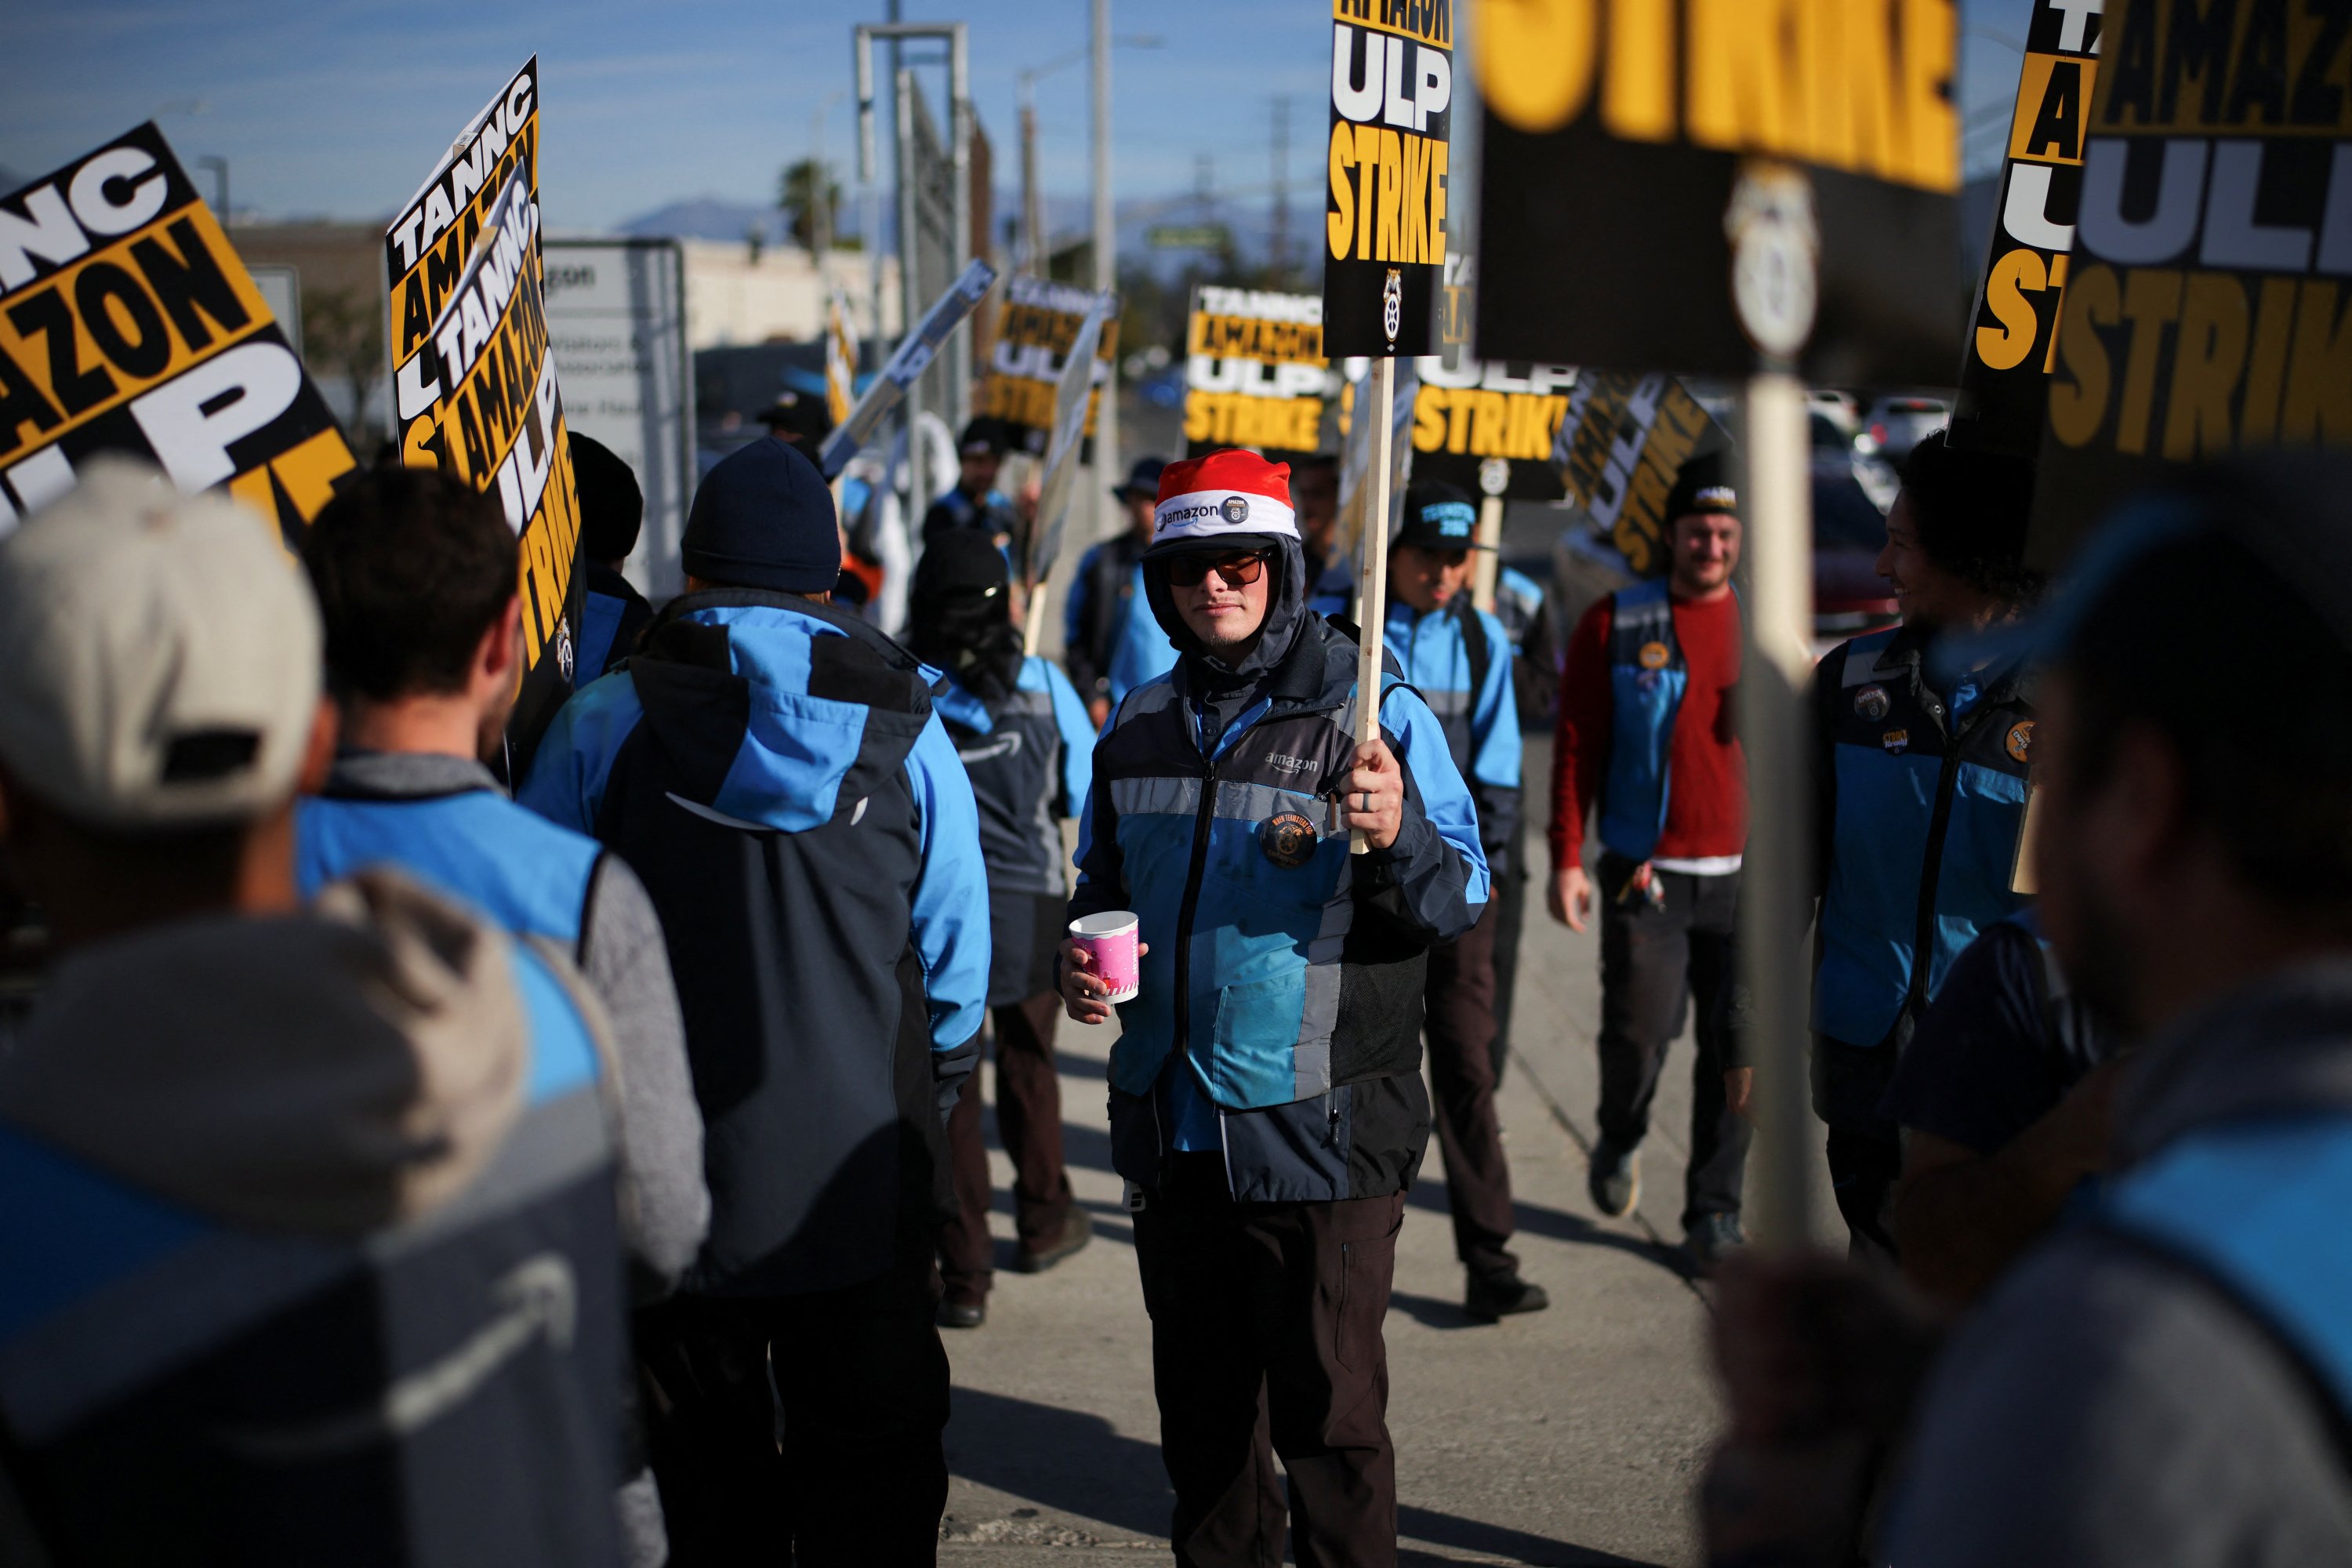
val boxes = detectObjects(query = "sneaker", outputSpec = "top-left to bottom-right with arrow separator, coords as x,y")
1011,1209 -> 1093,1275
1588,1140 -> 1640,1218
1686,1214 -> 1748,1276
936,1298 -> 986,1330
1465,1272 -> 1552,1321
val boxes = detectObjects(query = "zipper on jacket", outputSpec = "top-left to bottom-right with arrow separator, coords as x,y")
1906,694 -> 1997,1020
1170,717 -> 1221,1146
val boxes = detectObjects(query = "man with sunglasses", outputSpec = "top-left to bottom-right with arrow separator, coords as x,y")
1058,449 -> 1489,1567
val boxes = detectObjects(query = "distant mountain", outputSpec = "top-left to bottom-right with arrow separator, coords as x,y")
615,196 -> 780,243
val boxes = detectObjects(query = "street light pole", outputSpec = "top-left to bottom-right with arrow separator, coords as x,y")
1091,0 -> 1119,543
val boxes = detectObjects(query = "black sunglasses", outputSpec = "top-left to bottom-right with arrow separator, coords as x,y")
1166,550 -> 1272,589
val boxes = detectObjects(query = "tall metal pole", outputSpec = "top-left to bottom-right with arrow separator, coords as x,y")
1270,99 -> 1289,281
1091,0 -> 1120,539
898,67 -> 927,526
856,35 -> 884,349
948,24 -> 974,436
1020,75 -> 1043,277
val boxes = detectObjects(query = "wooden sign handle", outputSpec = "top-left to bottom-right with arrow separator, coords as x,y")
1351,355 -> 1396,856
1022,579 -> 1050,658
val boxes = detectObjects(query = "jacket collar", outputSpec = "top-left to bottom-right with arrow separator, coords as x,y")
322,750 -> 502,802
2117,958 -> 2352,1168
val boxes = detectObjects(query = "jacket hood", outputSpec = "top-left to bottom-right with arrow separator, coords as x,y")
0,869 -> 528,1237
2117,958 -> 2352,1167
1142,533 -> 1309,695
630,589 -> 934,833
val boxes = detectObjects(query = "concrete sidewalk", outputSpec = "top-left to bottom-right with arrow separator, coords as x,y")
936,740 -> 1835,1566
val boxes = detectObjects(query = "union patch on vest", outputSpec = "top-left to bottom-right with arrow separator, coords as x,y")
1882,728 -> 1910,754
1637,641 -> 1671,670
1854,683 -> 1890,721
1260,811 -> 1319,869
2006,720 -> 2034,764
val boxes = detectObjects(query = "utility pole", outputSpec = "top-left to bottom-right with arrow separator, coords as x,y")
1019,77 -> 1044,276
1091,0 -> 1119,541
1270,98 -> 1289,282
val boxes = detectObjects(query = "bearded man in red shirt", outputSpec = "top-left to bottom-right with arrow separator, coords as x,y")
1547,459 -> 1751,1272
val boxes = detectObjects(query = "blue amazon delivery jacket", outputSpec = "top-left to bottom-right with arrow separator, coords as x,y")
521,590 -> 990,1297
1072,611 -> 1488,1203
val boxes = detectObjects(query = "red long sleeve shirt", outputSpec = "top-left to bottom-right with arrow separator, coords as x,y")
1548,589 -> 1747,869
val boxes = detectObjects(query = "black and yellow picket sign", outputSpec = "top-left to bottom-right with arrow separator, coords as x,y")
384,56 -> 582,771
1552,372 -> 1730,576
1473,0 -> 1962,382
1325,0 -> 1454,358
1408,252 -> 1570,499
2032,0 -> 2352,561
1951,0 -> 2103,457
0,125 -> 354,538
977,276 -> 1120,456
1184,285 -> 1329,456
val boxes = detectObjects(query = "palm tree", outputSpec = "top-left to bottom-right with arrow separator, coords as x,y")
778,158 -> 841,253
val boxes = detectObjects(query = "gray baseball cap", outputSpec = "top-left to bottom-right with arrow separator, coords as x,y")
0,460 -> 321,830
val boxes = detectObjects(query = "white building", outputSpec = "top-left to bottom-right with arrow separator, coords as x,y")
678,240 -> 901,350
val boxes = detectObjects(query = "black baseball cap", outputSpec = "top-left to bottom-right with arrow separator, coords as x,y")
1392,481 -> 1487,553
1113,456 -> 1168,503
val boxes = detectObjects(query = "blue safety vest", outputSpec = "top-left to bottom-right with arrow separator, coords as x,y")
1106,561 -> 1179,706
1598,579 -> 1689,862
2104,1113 -> 2352,1425
0,944 -> 624,1567
296,786 -> 604,960
578,589 -> 628,684
1814,624 -> 2033,1049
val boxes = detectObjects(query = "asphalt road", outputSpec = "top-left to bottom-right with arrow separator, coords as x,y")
934,737 -> 1839,1567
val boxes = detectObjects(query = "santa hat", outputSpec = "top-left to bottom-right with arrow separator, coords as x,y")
1145,449 -> 1297,558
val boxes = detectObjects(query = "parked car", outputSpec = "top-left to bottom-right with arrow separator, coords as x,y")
1856,395 -> 1951,460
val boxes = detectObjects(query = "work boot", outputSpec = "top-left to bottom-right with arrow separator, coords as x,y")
936,1296 -> 986,1330
1011,1209 -> 1093,1274
1588,1139 -> 1640,1218
1465,1271 -> 1551,1321
1685,1214 -> 1748,1276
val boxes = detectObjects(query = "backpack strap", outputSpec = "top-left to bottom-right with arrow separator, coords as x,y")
1455,597 -> 1493,710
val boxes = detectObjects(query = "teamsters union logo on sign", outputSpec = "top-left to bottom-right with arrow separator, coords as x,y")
1220,495 -> 1250,524
1381,267 -> 1402,343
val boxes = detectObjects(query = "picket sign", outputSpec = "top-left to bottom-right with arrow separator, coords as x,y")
1022,299 -> 1109,656
1350,354 -> 1397,855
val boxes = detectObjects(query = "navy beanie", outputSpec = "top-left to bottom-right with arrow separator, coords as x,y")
568,432 -> 643,562
681,436 -> 840,593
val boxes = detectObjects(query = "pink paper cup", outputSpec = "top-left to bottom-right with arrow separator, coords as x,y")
1069,911 -> 1141,1004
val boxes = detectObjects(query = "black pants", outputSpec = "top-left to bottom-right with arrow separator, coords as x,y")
638,1261 -> 949,1567
940,991 -> 1075,1305
1595,855 -> 1751,1229
1134,1154 -> 1405,1568
1813,1034 -> 1903,1264
1425,910 -> 1519,1281
1488,815 -> 1530,1086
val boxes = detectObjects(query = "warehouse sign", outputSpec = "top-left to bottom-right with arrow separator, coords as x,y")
1474,0 -> 1962,383
1324,0 -> 1453,357
976,275 -> 1118,454
0,125 -> 353,536
2033,0 -> 2352,558
1951,0 -> 2103,456
1184,285 -> 1330,455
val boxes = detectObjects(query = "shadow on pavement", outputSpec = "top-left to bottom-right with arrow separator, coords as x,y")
1399,1504 -> 1669,1566
947,1387 -> 1668,1566
1403,1183 -> 1699,1283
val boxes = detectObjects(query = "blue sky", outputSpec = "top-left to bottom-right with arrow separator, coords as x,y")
0,1 -> 2038,230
